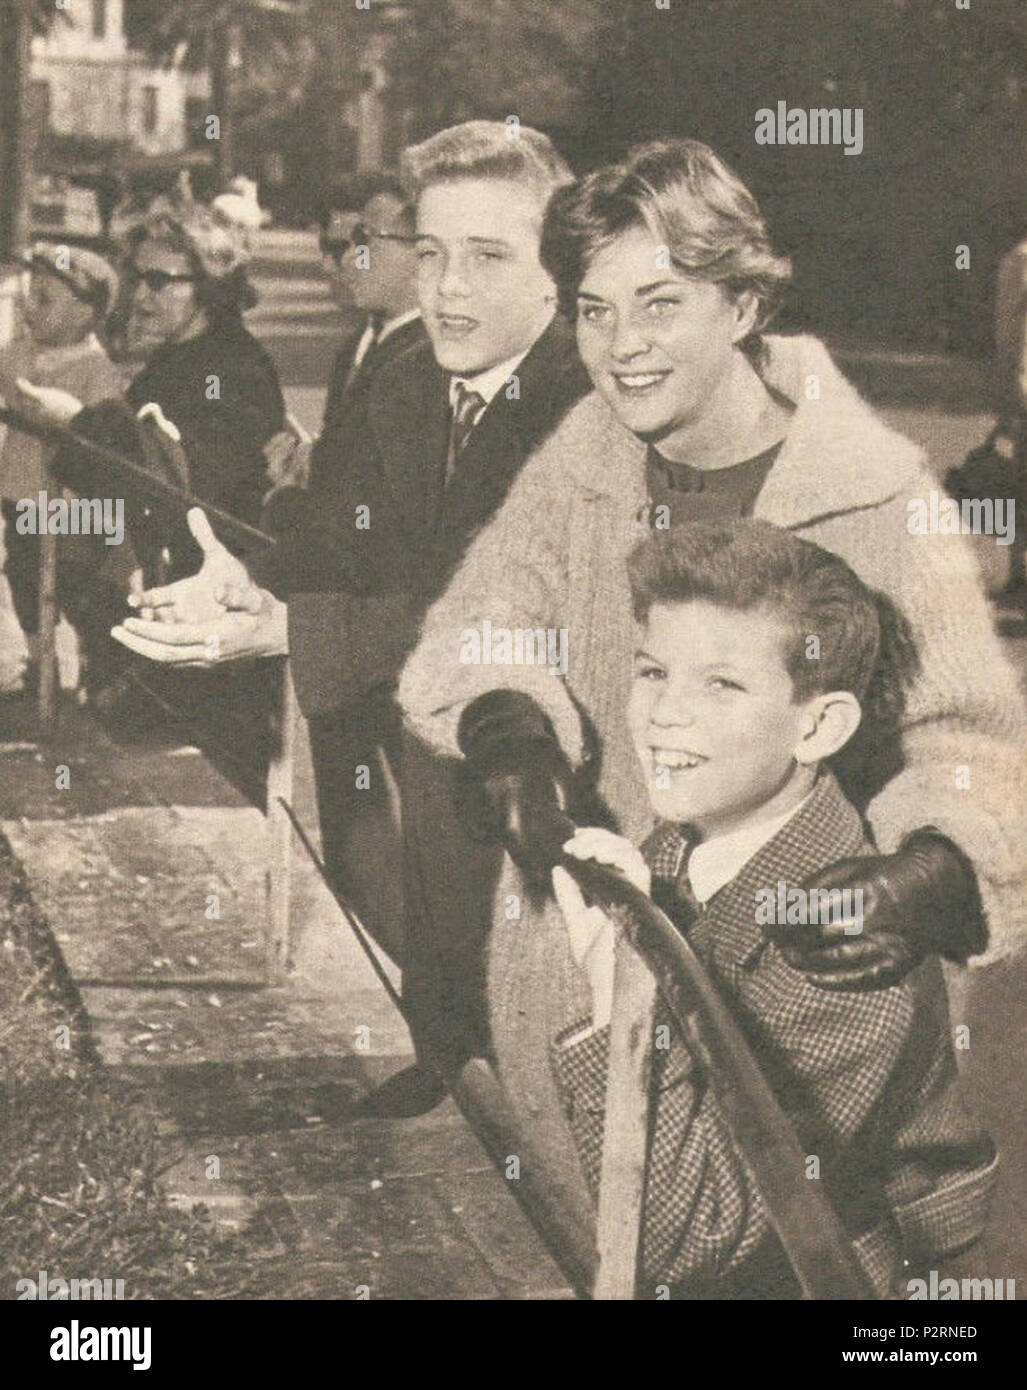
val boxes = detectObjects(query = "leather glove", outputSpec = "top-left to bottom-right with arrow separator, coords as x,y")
456,690 -> 578,884
769,828 -> 987,991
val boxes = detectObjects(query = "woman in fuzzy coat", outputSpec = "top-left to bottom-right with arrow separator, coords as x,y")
398,141 -> 1027,1218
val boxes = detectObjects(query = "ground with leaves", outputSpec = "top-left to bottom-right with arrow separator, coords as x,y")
0,831 -> 286,1301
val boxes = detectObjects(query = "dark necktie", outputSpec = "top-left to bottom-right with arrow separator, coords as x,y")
649,826 -> 701,930
445,381 -> 487,484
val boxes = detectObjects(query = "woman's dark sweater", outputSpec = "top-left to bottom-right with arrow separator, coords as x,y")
125,311 -> 285,529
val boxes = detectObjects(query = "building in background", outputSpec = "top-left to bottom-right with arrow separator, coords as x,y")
30,0 -> 207,157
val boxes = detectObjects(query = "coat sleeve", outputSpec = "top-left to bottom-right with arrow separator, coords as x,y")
397,427 -> 589,763
549,944 -> 918,1290
817,475 -> 1027,965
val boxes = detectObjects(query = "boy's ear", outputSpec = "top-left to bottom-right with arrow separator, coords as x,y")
730,288 -> 760,343
793,691 -> 862,766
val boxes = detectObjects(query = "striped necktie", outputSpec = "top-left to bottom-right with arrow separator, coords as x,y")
445,381 -> 487,484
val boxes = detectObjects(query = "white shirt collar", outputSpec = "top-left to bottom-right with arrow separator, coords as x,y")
351,309 -> 420,370
687,792 -> 812,906
449,346 -> 532,411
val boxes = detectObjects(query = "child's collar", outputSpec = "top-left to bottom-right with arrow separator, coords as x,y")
686,793 -> 814,906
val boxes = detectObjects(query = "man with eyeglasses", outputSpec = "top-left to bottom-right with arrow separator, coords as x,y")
113,124 -> 591,1100
263,174 -> 424,499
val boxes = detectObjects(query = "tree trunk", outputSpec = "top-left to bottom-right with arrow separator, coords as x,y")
0,0 -> 33,263
209,17 -> 241,188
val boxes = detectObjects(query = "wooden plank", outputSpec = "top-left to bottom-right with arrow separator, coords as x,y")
37,527 -> 58,738
593,939 -> 658,1300
264,663 -> 297,982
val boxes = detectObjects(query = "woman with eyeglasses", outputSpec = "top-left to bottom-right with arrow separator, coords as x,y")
54,207 -> 284,561
118,208 -> 285,535
49,205 -> 285,717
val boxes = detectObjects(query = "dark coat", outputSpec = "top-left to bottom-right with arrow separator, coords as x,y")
55,312 -> 285,580
271,313 -> 590,720
309,315 -> 428,496
125,310 -> 285,531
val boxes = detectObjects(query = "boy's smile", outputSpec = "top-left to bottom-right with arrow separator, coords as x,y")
627,598 -> 819,839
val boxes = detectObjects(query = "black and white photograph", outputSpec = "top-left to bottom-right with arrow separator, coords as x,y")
0,0 -> 1025,1353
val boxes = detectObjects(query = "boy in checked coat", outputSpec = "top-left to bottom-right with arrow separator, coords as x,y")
550,521 -> 997,1298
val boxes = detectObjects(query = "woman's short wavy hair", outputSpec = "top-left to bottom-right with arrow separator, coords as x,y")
127,207 -> 258,316
541,139 -> 792,356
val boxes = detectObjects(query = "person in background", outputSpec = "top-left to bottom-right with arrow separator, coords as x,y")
0,243 -> 125,693
41,206 -> 286,721
262,172 -> 424,508
253,173 -> 424,961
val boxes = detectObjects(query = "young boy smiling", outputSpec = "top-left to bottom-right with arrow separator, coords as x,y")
550,520 -> 997,1299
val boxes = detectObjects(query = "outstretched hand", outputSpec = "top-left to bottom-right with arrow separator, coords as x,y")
127,508 -> 257,625
111,507 -> 288,666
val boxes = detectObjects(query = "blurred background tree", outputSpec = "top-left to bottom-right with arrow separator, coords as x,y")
581,0 -> 1027,353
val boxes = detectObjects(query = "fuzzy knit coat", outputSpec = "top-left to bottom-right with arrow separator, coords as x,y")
398,334 -> 1027,1219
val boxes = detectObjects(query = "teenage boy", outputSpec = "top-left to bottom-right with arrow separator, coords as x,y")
112,122 -> 591,1086
550,520 -> 997,1298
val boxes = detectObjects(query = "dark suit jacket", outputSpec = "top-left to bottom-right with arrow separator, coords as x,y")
267,314 -> 590,719
310,315 -> 427,494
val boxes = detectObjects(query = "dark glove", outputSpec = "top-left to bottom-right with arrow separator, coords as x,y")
456,690 -> 578,884
769,828 -> 987,991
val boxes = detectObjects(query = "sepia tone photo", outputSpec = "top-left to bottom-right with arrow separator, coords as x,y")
0,0 -> 1024,1346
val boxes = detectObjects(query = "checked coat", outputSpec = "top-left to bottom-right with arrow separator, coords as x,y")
549,771 -> 998,1298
